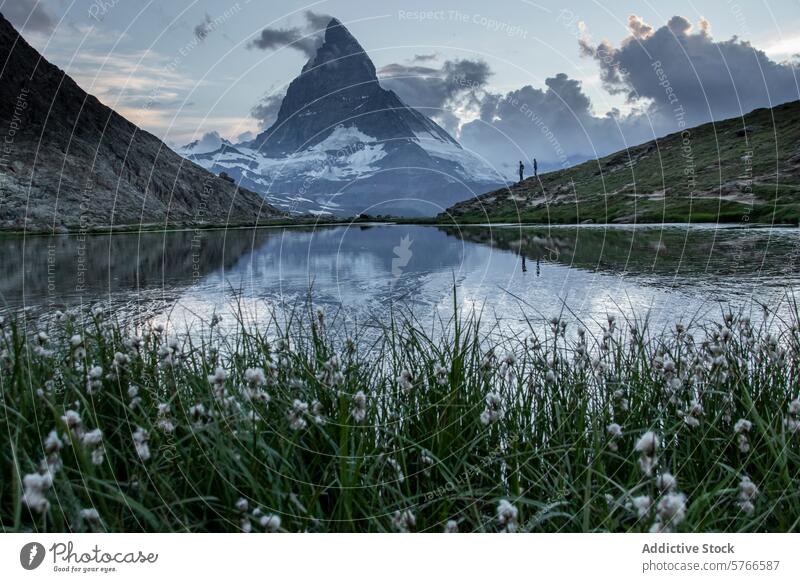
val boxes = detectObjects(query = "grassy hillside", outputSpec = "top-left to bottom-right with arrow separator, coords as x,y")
443,101 -> 800,224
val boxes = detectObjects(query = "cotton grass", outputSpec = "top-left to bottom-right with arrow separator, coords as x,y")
2,300 -> 799,532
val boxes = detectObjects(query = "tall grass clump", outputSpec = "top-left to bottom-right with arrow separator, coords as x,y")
1,301 -> 799,532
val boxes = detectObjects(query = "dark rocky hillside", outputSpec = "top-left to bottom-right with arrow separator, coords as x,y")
0,13 -> 282,232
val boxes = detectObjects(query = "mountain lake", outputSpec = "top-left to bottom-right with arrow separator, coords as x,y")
2,223 -> 799,336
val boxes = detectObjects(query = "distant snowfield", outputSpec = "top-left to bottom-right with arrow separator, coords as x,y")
180,124 -> 387,181
181,124 -> 497,184
175,122 -> 499,215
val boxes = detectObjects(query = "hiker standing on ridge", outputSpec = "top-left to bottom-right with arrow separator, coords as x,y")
518,161 -> 524,183
533,158 -> 538,177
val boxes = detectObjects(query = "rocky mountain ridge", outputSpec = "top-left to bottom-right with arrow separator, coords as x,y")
0,13 -> 281,232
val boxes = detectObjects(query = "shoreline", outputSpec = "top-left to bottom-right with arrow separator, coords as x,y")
2,217 -> 797,238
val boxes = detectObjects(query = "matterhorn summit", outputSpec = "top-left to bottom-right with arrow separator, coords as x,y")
180,18 -> 500,216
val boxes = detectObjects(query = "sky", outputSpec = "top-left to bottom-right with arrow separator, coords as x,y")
4,0 -> 800,173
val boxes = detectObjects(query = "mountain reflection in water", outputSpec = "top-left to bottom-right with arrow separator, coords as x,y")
1,224 -> 798,334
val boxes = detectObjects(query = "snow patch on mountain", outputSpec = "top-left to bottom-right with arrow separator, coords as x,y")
188,125 -> 388,183
412,131 -> 498,182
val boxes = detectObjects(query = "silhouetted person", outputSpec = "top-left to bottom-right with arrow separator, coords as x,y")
521,254 -> 527,273
518,160 -> 524,182
533,158 -> 538,177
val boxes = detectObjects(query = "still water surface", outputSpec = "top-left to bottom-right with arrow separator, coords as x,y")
2,223 -> 799,334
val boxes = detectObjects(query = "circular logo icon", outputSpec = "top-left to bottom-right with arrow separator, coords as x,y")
20,542 -> 46,570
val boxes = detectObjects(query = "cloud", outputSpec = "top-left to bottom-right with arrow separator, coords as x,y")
250,93 -> 285,129
303,10 -> 332,31
626,14 -> 653,40
66,51 -> 193,102
161,115 -> 257,145
379,59 -> 492,106
458,14 -> 800,177
194,14 -> 213,41
379,57 -> 652,172
247,10 -> 330,57
248,27 -> 316,56
762,35 -> 800,60
459,72 -> 657,174
184,130 -> 227,152
246,13 -> 800,181
378,58 -> 492,132
412,53 -> 439,63
578,14 -> 800,125
4,0 -> 55,33
378,63 -> 443,106
62,49 -> 202,139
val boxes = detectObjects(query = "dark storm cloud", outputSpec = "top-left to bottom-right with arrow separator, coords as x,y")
248,27 -> 316,56
251,93 -> 285,129
579,14 -> 800,124
247,11 -> 331,57
4,0 -> 55,33
378,58 -> 492,109
444,59 -> 493,91
194,13 -> 213,41
378,58 -> 492,133
459,72 -> 656,173
460,14 -> 800,175
378,58 -> 649,169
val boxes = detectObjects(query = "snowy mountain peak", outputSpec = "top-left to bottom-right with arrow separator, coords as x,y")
180,17 -> 501,216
